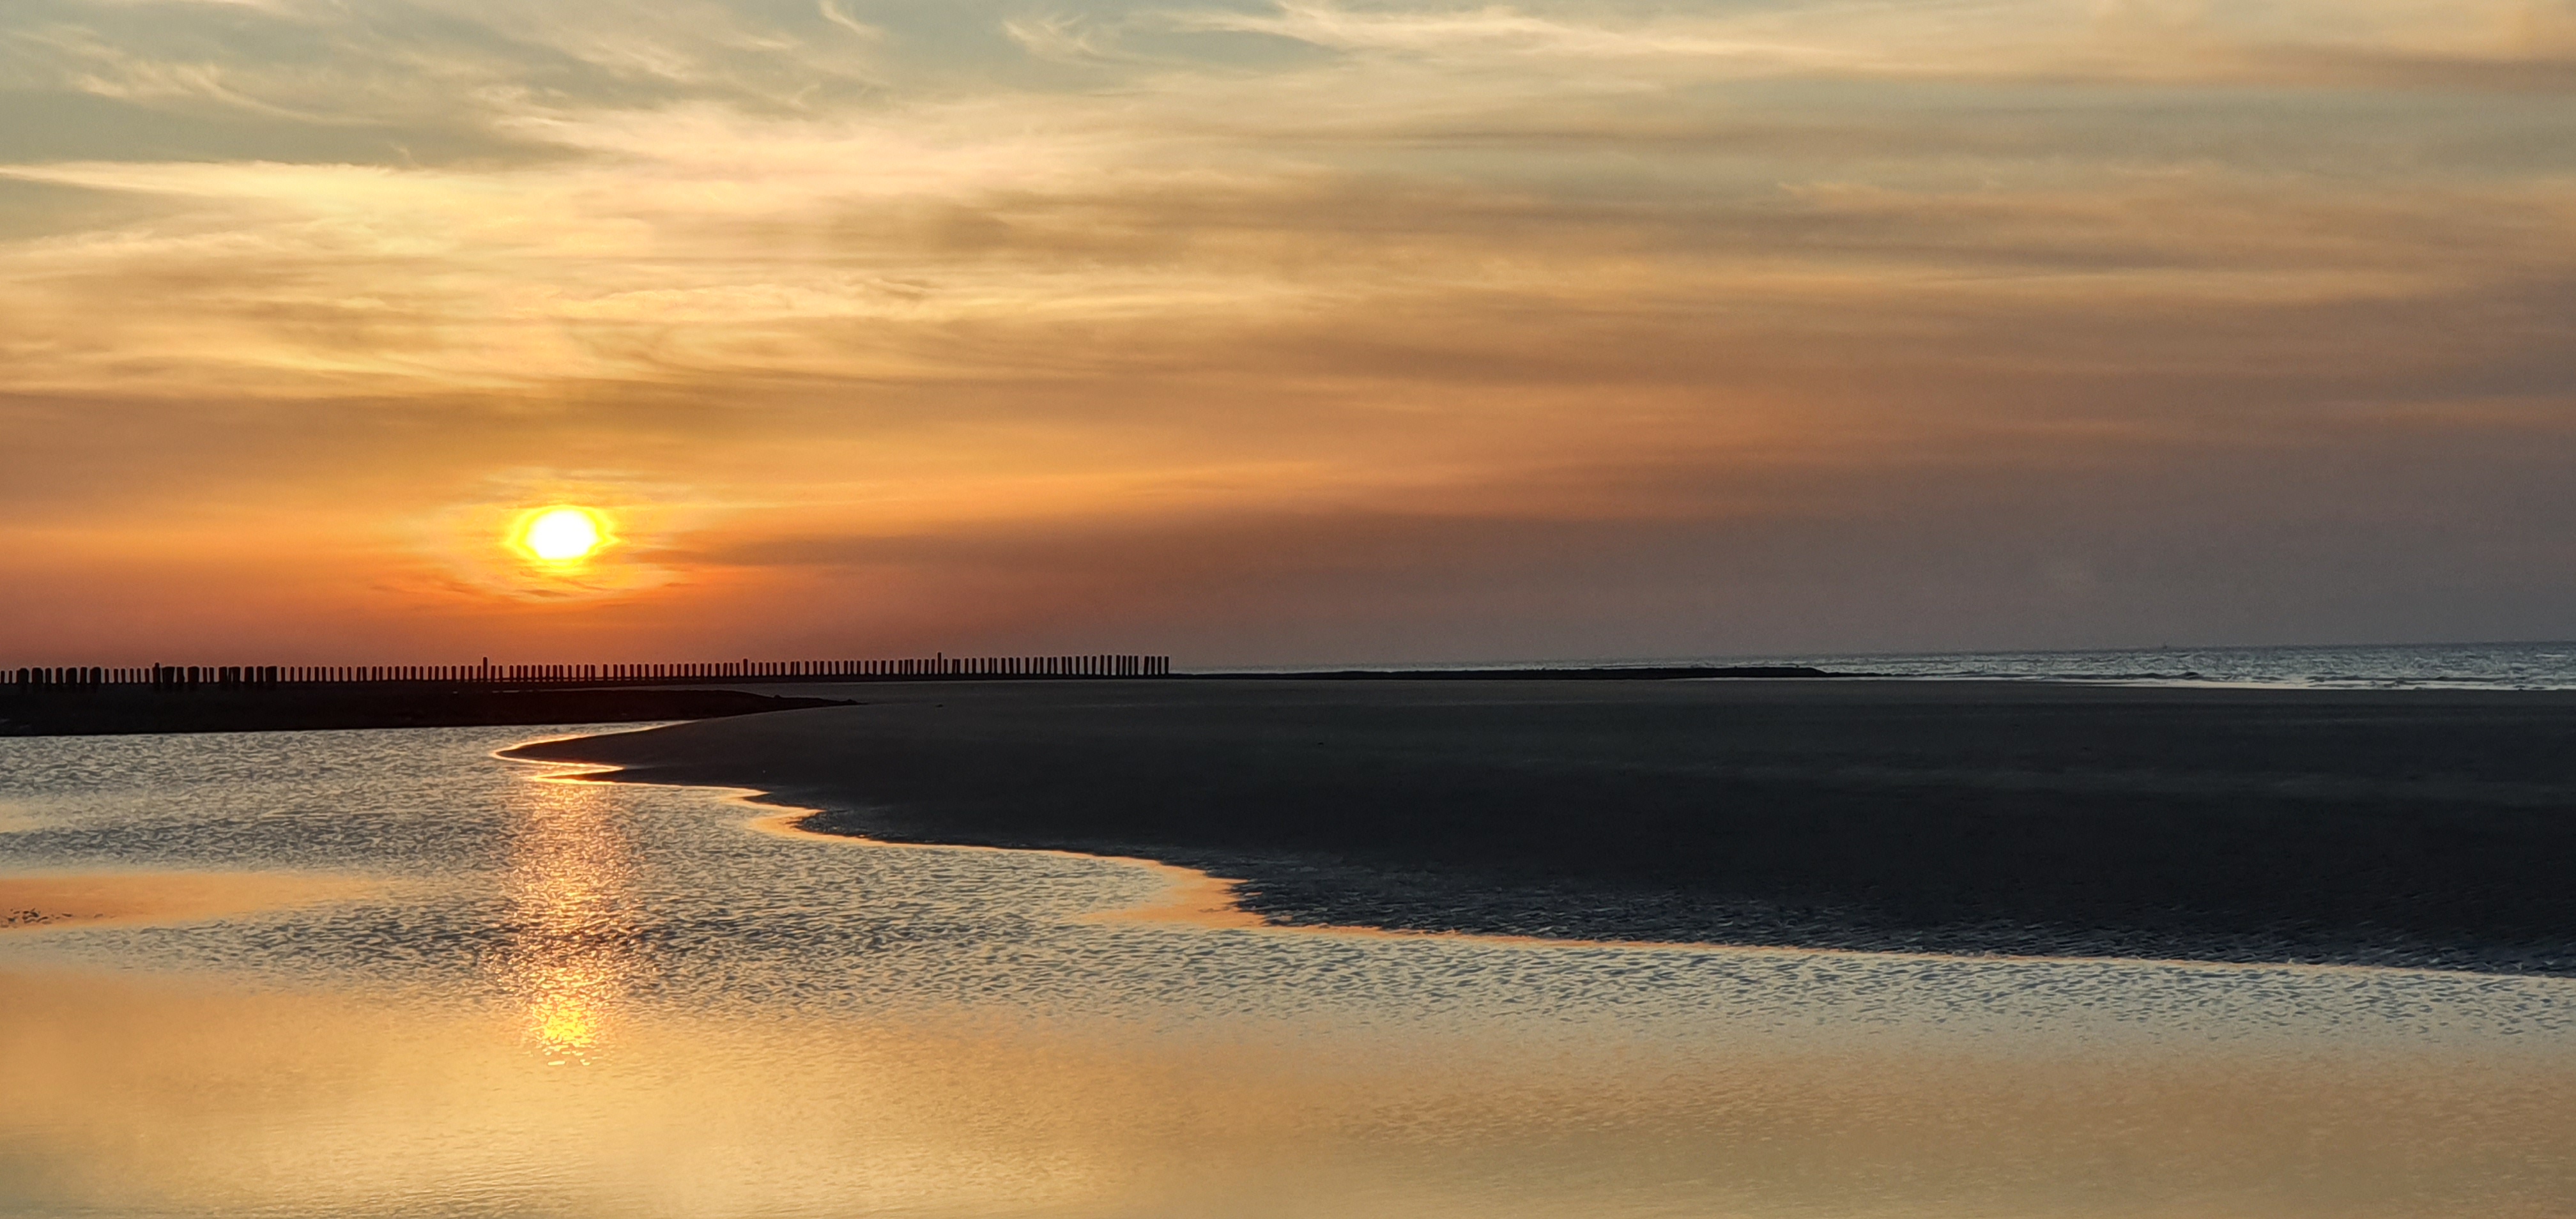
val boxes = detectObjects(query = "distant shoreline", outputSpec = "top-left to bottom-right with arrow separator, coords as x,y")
0,666 -> 1837,737
509,677 -> 2576,976
1169,664 -> 1846,681
7,652 -> 2568,735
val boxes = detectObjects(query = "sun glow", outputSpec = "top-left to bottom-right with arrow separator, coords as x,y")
517,507 -> 609,564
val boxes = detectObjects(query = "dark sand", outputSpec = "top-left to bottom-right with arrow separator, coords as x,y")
0,686 -> 848,737
508,678 -> 2576,972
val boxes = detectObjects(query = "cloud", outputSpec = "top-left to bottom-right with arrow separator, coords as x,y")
816,0 -> 883,41
3,0 -> 2573,661
1174,1 -> 1843,66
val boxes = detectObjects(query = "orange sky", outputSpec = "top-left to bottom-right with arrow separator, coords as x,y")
4,0 -> 2573,666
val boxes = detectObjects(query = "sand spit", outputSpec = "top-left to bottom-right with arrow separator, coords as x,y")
507,678 -> 2576,975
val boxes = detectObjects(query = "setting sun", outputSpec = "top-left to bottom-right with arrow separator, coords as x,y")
518,507 -> 608,564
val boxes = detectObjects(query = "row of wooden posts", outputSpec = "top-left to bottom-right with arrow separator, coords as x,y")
6,655 -> 1174,689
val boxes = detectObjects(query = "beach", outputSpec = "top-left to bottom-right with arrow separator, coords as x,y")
512,678 -> 2576,973
6,716 -> 2573,1217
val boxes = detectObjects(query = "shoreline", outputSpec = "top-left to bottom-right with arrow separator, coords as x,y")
505,678 -> 2576,976
509,750 -> 1272,932
742,811 -> 1268,931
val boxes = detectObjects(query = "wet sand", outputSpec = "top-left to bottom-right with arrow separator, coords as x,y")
509,679 -> 2576,974
0,871 -> 381,931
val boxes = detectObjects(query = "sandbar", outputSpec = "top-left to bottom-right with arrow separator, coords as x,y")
509,678 -> 2576,974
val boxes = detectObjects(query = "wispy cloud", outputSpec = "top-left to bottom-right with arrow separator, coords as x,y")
816,0 -> 883,41
1176,1 -> 1847,66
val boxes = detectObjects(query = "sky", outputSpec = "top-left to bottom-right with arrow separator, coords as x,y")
3,0 -> 2573,667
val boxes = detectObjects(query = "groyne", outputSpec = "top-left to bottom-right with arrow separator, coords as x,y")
6,654 -> 1172,690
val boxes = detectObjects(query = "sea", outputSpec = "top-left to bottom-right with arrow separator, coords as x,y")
1251,640 -> 2576,690
1,719 -> 2572,1216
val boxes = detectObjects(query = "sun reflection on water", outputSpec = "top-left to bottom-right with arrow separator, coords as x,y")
498,770 -> 646,1064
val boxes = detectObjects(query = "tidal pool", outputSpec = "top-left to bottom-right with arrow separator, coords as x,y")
1,725 -> 2570,1217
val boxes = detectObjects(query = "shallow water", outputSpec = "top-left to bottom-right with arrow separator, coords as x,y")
1,725 -> 2572,1217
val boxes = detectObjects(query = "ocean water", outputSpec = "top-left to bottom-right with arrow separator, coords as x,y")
1,725 -> 2573,1217
1261,640 -> 2576,689
1767,640 -> 2576,689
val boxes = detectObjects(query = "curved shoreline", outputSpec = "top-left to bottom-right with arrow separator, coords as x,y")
743,808 -> 1268,931
503,747 -> 1266,933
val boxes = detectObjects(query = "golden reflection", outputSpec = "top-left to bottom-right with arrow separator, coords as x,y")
7,962 -> 2576,1219
499,771 -> 647,1063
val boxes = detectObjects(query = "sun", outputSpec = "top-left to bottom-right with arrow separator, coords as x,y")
516,506 -> 610,564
